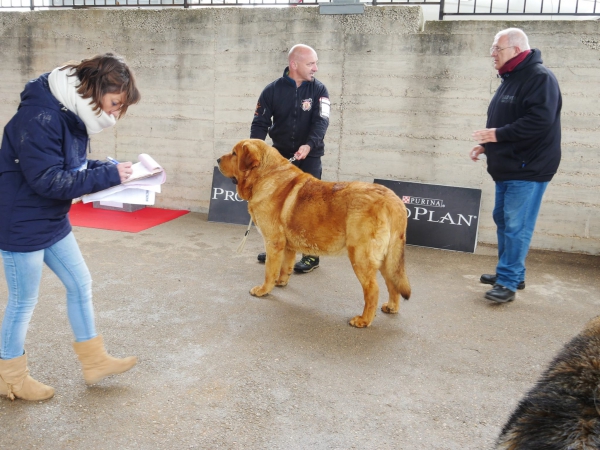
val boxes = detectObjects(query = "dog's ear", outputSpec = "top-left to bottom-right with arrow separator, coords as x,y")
238,141 -> 260,172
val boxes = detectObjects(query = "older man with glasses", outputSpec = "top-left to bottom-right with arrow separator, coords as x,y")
470,28 -> 562,303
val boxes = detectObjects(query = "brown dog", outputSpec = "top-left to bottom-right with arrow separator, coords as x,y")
217,139 -> 411,327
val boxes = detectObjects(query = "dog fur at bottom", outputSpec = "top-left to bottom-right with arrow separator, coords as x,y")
217,139 -> 411,328
496,315 -> 600,449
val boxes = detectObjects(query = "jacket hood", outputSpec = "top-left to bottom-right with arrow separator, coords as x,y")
19,73 -> 87,135
508,49 -> 543,75
20,73 -> 61,110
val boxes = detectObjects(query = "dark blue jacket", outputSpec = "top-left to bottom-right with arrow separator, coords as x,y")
250,67 -> 330,159
0,73 -> 121,252
484,49 -> 562,182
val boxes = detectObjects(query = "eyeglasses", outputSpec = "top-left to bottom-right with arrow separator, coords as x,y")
490,46 -> 515,55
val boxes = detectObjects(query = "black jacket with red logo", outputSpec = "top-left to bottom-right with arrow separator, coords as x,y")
250,67 -> 330,159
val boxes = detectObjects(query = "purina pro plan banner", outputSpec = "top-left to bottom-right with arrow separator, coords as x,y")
374,179 -> 482,253
208,167 -> 251,225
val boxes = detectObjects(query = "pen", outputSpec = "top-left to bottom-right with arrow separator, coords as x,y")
106,156 -> 119,165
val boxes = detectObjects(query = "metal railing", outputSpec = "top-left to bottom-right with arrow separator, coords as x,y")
1,0 -> 598,20
0,0 -> 439,7
442,0 -> 599,16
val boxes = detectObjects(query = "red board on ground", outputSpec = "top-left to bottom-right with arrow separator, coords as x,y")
69,202 -> 189,233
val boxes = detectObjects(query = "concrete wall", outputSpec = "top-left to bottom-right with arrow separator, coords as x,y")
0,9 -> 598,254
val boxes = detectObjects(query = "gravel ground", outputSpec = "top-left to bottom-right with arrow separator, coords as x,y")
1,212 -> 598,449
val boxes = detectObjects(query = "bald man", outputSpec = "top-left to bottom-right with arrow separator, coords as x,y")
251,44 -> 330,273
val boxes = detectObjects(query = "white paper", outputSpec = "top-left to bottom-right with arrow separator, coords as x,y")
124,154 -> 166,184
95,189 -> 156,205
81,154 -> 166,204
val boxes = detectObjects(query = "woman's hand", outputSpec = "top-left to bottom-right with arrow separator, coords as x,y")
116,162 -> 133,182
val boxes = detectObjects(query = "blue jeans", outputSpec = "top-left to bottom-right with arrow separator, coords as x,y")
1,232 -> 96,359
493,180 -> 549,292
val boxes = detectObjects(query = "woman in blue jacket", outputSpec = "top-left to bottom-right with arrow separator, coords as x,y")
0,53 -> 141,401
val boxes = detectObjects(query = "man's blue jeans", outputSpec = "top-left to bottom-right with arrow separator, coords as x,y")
0,232 -> 96,359
493,180 -> 549,292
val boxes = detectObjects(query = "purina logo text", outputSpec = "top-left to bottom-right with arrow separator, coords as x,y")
402,196 -> 445,208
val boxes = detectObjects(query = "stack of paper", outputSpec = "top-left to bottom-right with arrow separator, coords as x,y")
82,154 -> 166,206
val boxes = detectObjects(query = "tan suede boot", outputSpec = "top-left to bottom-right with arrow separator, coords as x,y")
0,353 -> 55,401
73,335 -> 137,385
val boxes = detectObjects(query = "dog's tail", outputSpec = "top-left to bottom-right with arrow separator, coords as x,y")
381,199 -> 411,300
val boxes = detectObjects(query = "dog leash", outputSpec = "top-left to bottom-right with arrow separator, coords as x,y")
236,155 -> 297,253
236,219 -> 253,253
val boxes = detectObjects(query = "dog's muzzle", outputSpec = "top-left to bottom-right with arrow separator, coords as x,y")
216,159 -> 237,184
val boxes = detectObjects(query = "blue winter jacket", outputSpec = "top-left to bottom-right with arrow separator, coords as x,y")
0,73 -> 121,252
484,49 -> 562,182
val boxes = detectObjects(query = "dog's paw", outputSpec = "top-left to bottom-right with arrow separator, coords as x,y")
349,316 -> 371,328
275,278 -> 288,287
250,285 -> 270,297
381,303 -> 399,314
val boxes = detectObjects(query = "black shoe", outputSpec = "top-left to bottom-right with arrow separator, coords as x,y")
485,285 -> 516,303
257,252 -> 266,263
293,255 -> 319,273
480,274 -> 525,290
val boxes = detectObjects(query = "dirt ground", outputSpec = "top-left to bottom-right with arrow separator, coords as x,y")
0,212 -> 598,449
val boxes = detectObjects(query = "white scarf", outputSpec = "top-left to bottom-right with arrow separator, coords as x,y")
48,67 -> 116,135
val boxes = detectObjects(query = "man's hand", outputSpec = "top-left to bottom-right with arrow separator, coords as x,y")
472,128 -> 497,144
469,145 -> 485,162
294,145 -> 311,161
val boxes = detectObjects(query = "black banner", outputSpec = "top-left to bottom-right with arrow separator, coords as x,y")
374,179 -> 482,253
207,167 -> 251,225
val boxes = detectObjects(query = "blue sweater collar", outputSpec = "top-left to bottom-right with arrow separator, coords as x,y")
282,67 -> 312,87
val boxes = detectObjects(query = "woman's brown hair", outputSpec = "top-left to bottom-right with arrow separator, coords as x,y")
60,53 -> 141,118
